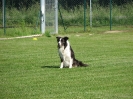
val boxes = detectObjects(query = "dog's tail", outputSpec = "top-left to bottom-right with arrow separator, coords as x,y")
73,59 -> 88,67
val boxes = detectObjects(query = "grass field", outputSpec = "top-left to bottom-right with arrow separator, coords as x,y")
0,28 -> 133,99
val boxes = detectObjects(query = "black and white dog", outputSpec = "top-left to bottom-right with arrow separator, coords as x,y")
56,36 -> 88,68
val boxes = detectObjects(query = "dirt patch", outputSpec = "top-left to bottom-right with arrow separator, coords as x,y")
104,30 -> 124,34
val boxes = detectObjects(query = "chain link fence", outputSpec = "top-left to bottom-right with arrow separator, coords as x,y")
0,0 -> 133,36
0,0 -> 40,27
58,0 -> 133,28
0,0 -> 40,36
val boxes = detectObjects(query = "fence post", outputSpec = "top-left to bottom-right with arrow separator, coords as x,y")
110,0 -> 112,30
90,0 -> 92,28
84,0 -> 86,31
40,0 -> 45,34
55,0 -> 58,34
3,0 -> 6,35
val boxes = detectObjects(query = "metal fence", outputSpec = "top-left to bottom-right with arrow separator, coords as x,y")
1,0 -> 40,27
0,0 -> 40,36
0,0 -> 133,36
58,0 -> 133,31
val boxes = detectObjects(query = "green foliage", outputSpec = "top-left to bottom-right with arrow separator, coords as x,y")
45,31 -> 51,37
0,30 -> 133,99
59,3 -> 133,27
58,0 -> 133,9
3,2 -> 40,26
0,27 -> 40,37
1,2 -> 133,27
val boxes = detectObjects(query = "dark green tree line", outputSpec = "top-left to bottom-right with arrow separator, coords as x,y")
0,0 -> 133,9
0,0 -> 39,9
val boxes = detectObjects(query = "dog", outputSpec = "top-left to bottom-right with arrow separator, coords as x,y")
56,36 -> 88,68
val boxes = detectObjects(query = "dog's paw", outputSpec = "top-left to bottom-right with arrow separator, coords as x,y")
60,67 -> 63,69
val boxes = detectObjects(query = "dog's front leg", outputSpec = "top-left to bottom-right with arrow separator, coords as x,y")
69,59 -> 73,68
60,62 -> 63,68
60,58 -> 64,68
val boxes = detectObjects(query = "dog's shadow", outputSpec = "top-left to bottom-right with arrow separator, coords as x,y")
41,65 -> 59,69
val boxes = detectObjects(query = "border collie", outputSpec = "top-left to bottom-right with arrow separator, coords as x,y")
56,36 -> 88,68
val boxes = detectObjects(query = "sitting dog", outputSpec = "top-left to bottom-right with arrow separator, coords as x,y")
56,36 -> 88,68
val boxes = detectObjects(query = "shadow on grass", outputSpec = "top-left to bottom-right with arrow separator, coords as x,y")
41,65 -> 89,69
41,66 -> 59,69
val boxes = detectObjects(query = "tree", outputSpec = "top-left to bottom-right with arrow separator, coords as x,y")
0,0 -> 39,9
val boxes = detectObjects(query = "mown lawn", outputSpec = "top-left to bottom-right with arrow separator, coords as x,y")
0,30 -> 133,99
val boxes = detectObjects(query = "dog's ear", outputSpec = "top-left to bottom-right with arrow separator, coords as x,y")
56,37 -> 60,39
64,37 -> 69,41
56,37 -> 61,41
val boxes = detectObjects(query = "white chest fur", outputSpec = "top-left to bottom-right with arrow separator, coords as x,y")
58,41 -> 73,68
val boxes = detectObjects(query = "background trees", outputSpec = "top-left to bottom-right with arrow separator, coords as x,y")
1,0 -> 133,9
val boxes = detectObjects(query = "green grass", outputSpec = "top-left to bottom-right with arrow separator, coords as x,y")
0,27 -> 40,37
0,29 -> 133,99
1,25 -> 132,37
